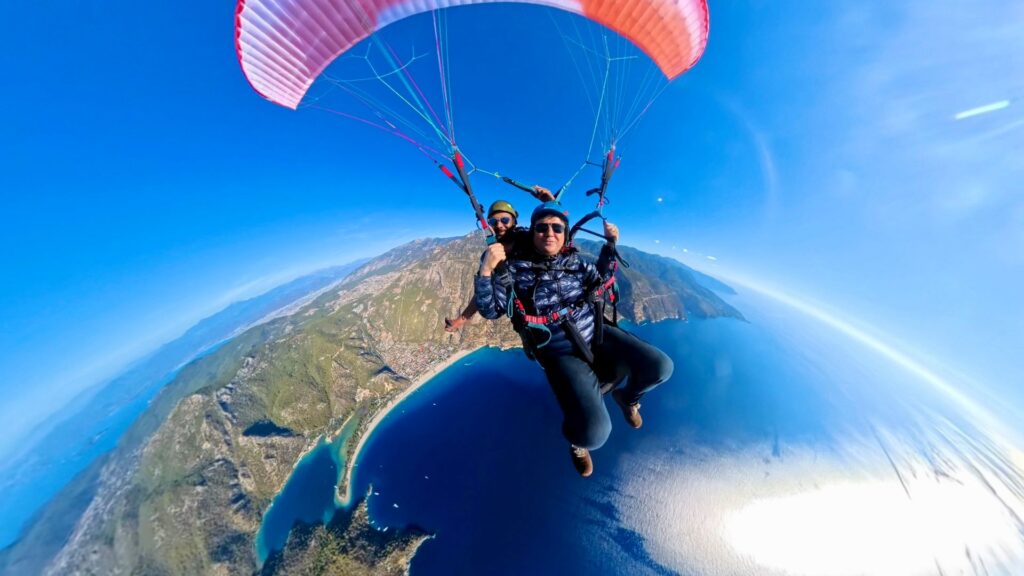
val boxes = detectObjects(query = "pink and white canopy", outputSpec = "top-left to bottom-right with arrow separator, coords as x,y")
235,0 -> 710,110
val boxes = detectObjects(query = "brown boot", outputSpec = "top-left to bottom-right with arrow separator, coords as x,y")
612,390 -> 643,429
570,445 -> 593,477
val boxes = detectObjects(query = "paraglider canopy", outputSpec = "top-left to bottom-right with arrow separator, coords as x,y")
235,0 -> 709,110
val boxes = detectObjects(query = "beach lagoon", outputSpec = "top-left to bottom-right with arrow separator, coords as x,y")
254,413 -> 360,562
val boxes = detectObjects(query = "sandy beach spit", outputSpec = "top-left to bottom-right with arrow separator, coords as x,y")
338,346 -> 482,505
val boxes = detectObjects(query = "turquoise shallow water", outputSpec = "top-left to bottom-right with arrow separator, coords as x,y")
255,414 -> 360,562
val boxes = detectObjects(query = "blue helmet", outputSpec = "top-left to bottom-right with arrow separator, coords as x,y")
530,201 -> 570,226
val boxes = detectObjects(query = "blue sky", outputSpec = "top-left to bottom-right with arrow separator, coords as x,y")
2,0 -> 1022,455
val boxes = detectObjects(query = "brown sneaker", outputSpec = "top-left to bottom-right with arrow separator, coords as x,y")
570,445 -> 593,477
612,390 -> 643,429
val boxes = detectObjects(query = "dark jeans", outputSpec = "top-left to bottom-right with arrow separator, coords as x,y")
538,325 -> 673,450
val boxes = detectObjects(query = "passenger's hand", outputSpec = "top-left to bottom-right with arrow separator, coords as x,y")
533,185 -> 555,202
445,316 -> 466,333
480,243 -> 506,276
604,221 -> 619,244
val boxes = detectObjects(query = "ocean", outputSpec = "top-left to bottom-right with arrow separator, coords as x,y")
257,308 -> 873,574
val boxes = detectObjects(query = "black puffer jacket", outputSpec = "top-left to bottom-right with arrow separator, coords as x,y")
475,244 -> 614,356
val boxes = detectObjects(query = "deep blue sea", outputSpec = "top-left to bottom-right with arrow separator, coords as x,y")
256,300 -> 906,574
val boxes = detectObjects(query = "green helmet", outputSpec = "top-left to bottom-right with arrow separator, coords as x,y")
487,200 -> 518,219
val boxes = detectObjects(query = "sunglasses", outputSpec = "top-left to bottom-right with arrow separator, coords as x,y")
488,216 -> 513,226
534,223 -> 565,234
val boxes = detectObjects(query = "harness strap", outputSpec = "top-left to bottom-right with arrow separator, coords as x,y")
519,305 -> 576,326
562,315 -> 596,364
592,275 -> 617,301
504,257 -> 620,357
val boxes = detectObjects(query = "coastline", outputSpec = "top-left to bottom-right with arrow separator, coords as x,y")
256,412 -> 362,563
338,346 -> 482,506
276,410 -> 354,492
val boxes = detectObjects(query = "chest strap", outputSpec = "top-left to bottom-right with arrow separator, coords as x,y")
504,263 -> 619,357
516,303 -> 578,326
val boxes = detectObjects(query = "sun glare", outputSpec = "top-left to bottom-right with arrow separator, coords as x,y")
725,480 -> 1022,575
